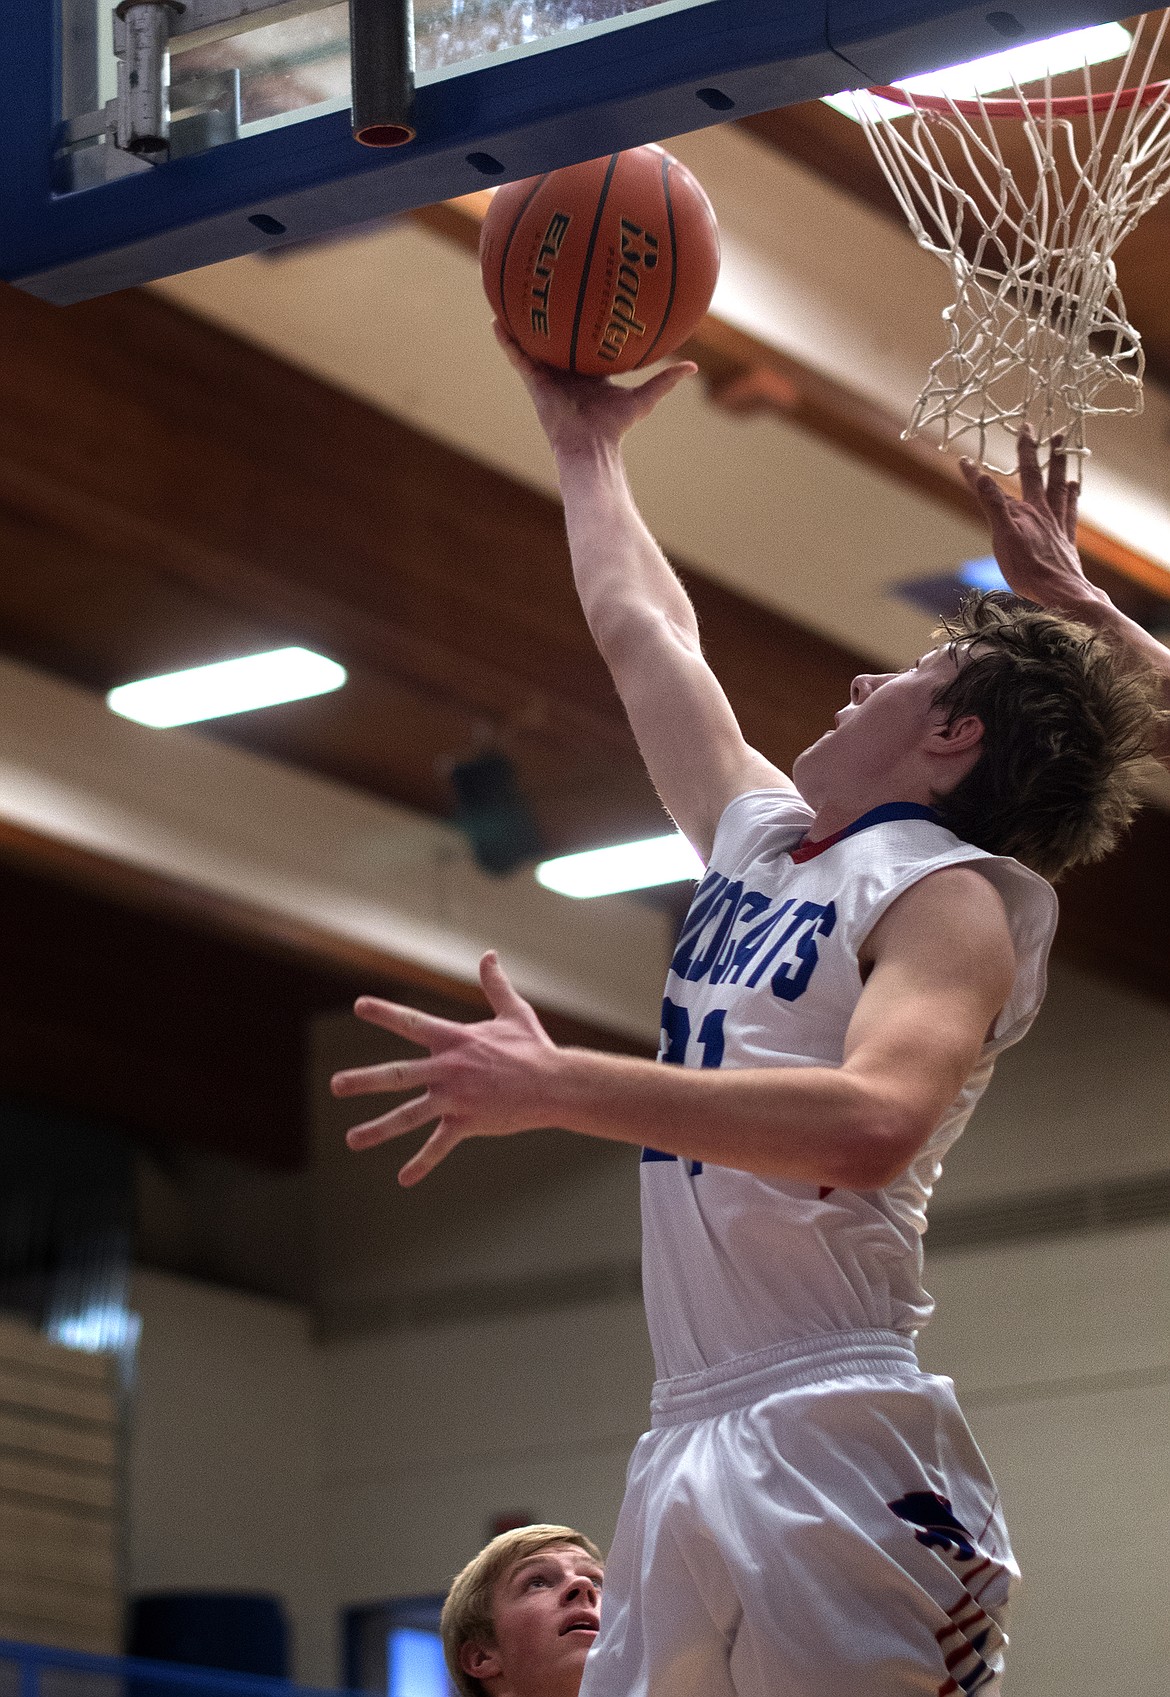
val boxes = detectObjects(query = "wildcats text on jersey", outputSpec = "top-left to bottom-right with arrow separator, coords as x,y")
669,869 -> 837,1003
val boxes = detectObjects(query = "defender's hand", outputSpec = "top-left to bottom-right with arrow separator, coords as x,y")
959,428 -> 1100,614
493,319 -> 695,458
331,951 -> 560,1187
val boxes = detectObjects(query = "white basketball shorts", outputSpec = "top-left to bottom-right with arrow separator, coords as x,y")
581,1329 -> 1017,1697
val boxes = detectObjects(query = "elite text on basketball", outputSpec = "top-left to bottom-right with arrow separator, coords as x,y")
529,212 -> 572,336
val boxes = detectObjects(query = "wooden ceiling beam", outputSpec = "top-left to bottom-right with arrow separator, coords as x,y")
0,279 -> 864,846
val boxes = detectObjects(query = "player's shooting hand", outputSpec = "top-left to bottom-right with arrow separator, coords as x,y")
492,318 -> 695,457
331,951 -> 561,1187
959,427 -> 1100,614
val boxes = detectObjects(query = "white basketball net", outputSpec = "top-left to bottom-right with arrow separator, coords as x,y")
849,9 -> 1170,470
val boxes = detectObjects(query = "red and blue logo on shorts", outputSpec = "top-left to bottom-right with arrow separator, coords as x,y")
887,1492 -> 1008,1695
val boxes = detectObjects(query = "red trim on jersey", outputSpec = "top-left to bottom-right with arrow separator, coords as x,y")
789,802 -> 942,863
790,825 -> 849,864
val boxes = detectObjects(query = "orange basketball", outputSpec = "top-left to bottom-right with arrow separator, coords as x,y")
480,145 -> 720,376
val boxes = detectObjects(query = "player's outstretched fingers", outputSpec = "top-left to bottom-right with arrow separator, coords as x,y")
1045,434 -> 1069,527
631,360 -> 698,412
1063,473 -> 1081,543
478,950 -> 535,1019
1016,424 -> 1046,509
959,456 -> 1010,517
331,1055 -> 436,1098
352,995 -> 455,1050
345,1089 -> 438,1152
398,1118 -> 467,1187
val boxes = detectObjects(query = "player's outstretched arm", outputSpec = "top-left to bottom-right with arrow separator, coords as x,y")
960,429 -> 1170,768
495,323 -> 792,857
334,870 -> 1013,1190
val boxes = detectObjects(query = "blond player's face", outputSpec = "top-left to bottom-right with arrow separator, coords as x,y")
471,1544 -> 604,1697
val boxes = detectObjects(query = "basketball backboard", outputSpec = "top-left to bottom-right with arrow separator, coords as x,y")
3,2 -> 1133,305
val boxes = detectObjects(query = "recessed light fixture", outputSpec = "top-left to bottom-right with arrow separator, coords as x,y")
536,832 -> 704,899
106,646 -> 347,727
824,22 -> 1133,121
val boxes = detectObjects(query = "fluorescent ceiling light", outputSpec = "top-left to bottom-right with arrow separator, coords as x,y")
824,22 -> 1133,120
107,646 -> 347,727
536,831 -> 704,899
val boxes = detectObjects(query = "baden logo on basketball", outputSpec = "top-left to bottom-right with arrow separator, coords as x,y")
528,211 -> 571,337
597,220 -> 660,364
479,144 -> 720,375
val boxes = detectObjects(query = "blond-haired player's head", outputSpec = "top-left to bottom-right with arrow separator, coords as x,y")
440,1524 -> 604,1697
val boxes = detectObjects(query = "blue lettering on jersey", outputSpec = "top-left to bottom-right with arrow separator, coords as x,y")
668,871 -> 731,979
670,875 -> 837,1004
760,899 -> 838,1001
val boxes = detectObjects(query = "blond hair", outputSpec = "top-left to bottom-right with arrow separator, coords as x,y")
440,1524 -> 603,1697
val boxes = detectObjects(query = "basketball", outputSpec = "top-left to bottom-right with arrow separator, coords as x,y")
480,145 -> 720,376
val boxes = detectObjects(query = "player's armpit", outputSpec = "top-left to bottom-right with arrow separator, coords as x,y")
839,867 -> 1017,1188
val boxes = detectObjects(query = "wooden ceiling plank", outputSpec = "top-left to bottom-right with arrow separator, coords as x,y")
0,407 -> 635,758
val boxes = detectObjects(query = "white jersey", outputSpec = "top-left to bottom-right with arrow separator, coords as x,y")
641,791 -> 1058,1381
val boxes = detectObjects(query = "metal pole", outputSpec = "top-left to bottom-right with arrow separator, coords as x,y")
114,0 -> 182,155
348,0 -> 416,147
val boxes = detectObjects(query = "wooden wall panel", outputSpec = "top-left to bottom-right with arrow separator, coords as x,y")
0,1316 -> 121,1653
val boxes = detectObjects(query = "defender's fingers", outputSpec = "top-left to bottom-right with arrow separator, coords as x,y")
1064,476 -> 1081,542
1016,426 -> 1046,508
331,1056 -> 437,1098
1046,434 -> 1069,523
398,1119 -> 466,1187
479,950 -> 531,1019
959,457 -> 1010,513
352,996 -> 455,1048
345,1091 -> 438,1152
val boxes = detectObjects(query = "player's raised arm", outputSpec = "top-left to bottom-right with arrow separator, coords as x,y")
960,430 -> 1170,770
495,324 -> 793,857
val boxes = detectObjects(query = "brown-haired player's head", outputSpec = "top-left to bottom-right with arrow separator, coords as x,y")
929,592 -> 1161,880
440,1524 -> 604,1697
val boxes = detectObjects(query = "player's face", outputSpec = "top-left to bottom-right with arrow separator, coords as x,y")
794,645 -> 966,803
474,1544 -> 604,1697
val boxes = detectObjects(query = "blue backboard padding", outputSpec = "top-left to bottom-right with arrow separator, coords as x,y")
2,1 -> 1133,304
